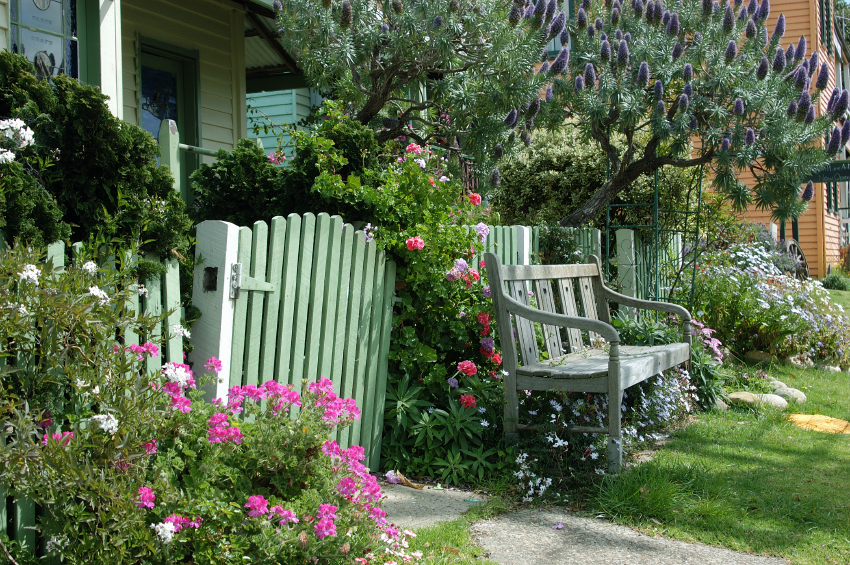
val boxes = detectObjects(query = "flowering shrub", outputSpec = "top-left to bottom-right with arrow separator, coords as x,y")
0,245 -> 419,564
693,238 -> 850,366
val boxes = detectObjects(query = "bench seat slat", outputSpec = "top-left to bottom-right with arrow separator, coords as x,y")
534,279 -> 564,359
556,278 -> 584,353
509,280 -> 540,365
500,263 -> 600,281
517,343 -> 689,388
577,276 -> 601,344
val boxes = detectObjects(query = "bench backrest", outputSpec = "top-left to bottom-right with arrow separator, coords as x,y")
485,253 -> 611,368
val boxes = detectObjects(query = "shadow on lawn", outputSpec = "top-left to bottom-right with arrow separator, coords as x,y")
595,408 -> 850,562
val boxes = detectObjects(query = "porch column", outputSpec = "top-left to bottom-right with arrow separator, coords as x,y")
98,0 -> 123,117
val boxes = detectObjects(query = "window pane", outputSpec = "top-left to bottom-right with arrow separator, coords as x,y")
11,0 -> 18,24
66,38 -> 78,79
66,0 -> 76,36
17,28 -> 66,78
141,66 -> 179,144
11,25 -> 19,55
20,0 -> 64,34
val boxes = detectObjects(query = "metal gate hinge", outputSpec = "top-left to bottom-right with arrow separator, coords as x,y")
230,263 -> 276,299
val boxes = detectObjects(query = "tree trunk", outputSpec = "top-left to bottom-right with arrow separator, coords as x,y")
559,177 -> 628,227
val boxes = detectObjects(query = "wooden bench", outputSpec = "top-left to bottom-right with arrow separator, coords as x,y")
484,253 -> 692,473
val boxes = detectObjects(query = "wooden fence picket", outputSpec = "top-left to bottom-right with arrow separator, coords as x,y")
289,213 -> 317,388
274,214 -> 303,386
304,213 -> 333,384
229,227 -> 254,386
259,216 -> 287,384
243,221 -> 269,386
319,216 -> 345,381
338,231 -> 367,448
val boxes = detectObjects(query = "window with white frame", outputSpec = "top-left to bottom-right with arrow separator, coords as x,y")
9,0 -> 78,79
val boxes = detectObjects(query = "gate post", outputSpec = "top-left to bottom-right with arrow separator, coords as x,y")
190,220 -> 241,400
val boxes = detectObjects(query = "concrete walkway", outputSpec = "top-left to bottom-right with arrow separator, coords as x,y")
380,483 -> 788,565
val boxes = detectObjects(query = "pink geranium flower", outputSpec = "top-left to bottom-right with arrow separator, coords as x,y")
135,487 -> 155,509
245,495 -> 269,518
406,236 -> 425,250
314,517 -> 337,539
468,193 -> 482,205
457,360 -> 477,376
144,439 -> 158,455
204,357 -> 222,373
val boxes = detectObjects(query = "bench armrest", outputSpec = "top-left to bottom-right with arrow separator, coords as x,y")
600,286 -> 692,321
499,292 -> 621,344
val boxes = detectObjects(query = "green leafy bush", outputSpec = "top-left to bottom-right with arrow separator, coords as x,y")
0,244 -> 415,564
821,272 -> 850,291
0,51 -> 191,257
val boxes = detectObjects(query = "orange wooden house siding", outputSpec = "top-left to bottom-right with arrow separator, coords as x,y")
736,0 -> 843,278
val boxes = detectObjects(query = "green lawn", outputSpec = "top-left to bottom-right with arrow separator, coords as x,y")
592,364 -> 850,565
826,289 -> 850,314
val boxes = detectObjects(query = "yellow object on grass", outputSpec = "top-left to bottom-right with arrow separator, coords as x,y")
788,414 -> 850,434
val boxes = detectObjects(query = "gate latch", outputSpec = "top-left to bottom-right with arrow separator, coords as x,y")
230,263 -> 277,299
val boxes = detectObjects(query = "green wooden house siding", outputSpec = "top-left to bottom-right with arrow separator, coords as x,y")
247,88 -> 316,157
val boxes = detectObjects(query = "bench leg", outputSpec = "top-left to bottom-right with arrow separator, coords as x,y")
503,373 -> 519,435
607,387 -> 624,474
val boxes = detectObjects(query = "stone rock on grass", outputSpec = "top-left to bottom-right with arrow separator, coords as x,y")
728,391 -> 759,406
756,393 -> 788,409
745,351 -> 779,365
715,398 -> 729,411
769,380 -> 787,391
785,355 -> 814,368
773,387 -> 807,403
816,364 -> 841,373
727,391 -> 789,409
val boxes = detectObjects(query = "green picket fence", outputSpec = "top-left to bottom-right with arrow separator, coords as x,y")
189,213 -> 396,471
0,241 -> 181,557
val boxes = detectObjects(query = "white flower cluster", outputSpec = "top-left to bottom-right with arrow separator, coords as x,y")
45,534 -> 69,553
151,521 -> 176,543
162,362 -> 192,387
171,324 -> 191,339
136,284 -> 149,297
0,118 -> 35,163
81,261 -> 99,276
18,264 -> 40,285
91,413 -> 118,435
88,285 -> 110,305
514,452 -> 553,502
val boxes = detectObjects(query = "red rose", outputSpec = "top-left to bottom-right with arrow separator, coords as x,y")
457,360 -> 477,376
468,193 -> 482,205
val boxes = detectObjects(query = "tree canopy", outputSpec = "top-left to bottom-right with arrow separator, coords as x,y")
274,0 -> 553,165
532,0 -> 842,225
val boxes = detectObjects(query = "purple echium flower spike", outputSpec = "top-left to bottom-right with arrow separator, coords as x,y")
672,42 -> 683,59
683,83 -> 692,97
794,35 -> 807,61
634,0 -> 644,17
527,96 -> 541,117
771,14 -> 785,41
786,44 -> 795,63
601,40 -> 612,62
545,0 -> 557,23
734,0 -> 743,6
747,0 -> 757,15
667,12 -> 680,36
756,56 -> 769,80
657,99 -> 666,114
841,121 -> 850,146
787,100 -> 798,117
653,1 -> 663,23
746,19 -> 756,38
340,0 -> 352,28
493,143 -> 504,158
581,0 -> 591,10
721,137 -> 731,151
738,6 -> 748,22
638,61 -> 650,86
662,10 -> 671,25
802,181 -> 814,201
827,89 -> 839,113
701,0 -> 712,16
616,29 -> 623,40
588,25 -> 596,38
508,4 -> 522,25
382,117 -> 399,128
760,26 -> 768,45
549,12 -> 566,39
645,0 -> 655,20
745,128 -> 755,144
432,15 -> 442,28
537,61 -> 550,75
725,40 -> 737,62
595,17 -> 604,30
757,0 -> 770,20
504,109 -> 518,127
722,5 -> 734,32
816,62 -> 829,90
828,126 -> 841,154
491,168 -> 501,187
576,6 -> 588,27
734,98 -> 745,115
560,28 -> 569,44
711,0 -> 719,13
689,116 -> 698,129
612,6 -> 621,24
797,90 -> 811,117
809,52 -> 819,77
654,79 -> 664,99
772,47 -> 786,73
550,47 -> 569,75
575,75 -> 585,90
625,32 -> 632,42
601,32 -> 608,42
618,40 -> 629,67
545,86 -> 554,101
679,93 -> 689,112
803,105 -> 815,124
833,90 -> 850,119
795,66 -> 808,90
584,63 -> 597,88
